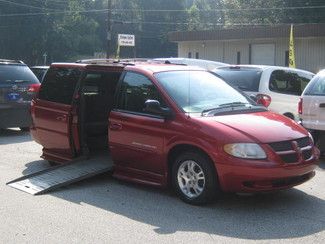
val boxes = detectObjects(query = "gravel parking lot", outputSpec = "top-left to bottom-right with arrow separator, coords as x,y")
0,128 -> 324,244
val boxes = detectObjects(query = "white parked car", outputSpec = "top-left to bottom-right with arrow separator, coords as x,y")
299,69 -> 325,156
213,65 -> 314,121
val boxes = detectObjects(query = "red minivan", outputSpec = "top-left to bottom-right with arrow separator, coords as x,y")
30,60 -> 320,204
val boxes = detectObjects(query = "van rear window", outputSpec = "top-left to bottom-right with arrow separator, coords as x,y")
39,67 -> 82,105
304,74 -> 325,96
214,68 -> 262,92
0,64 -> 39,84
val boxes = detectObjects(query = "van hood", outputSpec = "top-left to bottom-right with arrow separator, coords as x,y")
199,111 -> 308,143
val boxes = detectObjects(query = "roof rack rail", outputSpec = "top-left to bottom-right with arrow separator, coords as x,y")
75,58 -> 186,66
120,58 -> 150,62
75,59 -> 120,64
75,58 -> 154,66
0,59 -> 25,64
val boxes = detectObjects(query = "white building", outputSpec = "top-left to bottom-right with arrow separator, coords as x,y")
168,23 -> 325,73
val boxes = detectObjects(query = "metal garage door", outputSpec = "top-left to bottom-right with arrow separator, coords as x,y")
251,44 -> 275,65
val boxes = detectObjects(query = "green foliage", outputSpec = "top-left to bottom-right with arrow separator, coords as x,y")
0,0 -> 101,64
223,0 -> 325,26
187,0 -> 224,30
188,4 -> 201,30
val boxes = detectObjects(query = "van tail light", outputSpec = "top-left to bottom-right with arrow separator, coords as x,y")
28,83 -> 41,97
256,94 -> 272,107
298,98 -> 303,114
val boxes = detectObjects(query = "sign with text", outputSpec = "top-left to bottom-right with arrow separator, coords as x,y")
118,34 -> 135,47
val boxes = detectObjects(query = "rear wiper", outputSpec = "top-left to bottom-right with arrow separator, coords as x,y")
14,80 -> 29,83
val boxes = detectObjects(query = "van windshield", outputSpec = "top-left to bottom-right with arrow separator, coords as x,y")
155,70 -> 264,115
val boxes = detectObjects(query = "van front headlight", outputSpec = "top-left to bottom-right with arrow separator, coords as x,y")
224,143 -> 267,159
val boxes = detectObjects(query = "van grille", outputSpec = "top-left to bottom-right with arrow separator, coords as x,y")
269,137 -> 313,164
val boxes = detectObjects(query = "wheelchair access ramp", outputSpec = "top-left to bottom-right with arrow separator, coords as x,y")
7,153 -> 113,195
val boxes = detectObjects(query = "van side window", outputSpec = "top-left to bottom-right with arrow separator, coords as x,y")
269,70 -> 312,96
116,72 -> 166,114
39,67 -> 81,105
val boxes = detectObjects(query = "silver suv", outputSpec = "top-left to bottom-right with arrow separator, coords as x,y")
0,59 -> 40,131
299,69 -> 325,156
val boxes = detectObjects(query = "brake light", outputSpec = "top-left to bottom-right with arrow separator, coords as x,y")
256,94 -> 272,107
28,83 -> 41,98
298,98 -> 303,114
28,83 -> 41,93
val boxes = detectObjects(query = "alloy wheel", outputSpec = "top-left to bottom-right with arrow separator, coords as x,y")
177,160 -> 206,198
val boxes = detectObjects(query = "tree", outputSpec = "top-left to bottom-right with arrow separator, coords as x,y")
187,0 -> 225,30
0,0 -> 324,64
223,0 -> 325,26
0,0 -> 102,64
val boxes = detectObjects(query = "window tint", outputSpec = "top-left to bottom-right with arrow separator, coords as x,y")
116,72 -> 166,114
39,67 -> 81,104
214,68 -> 262,92
304,75 -> 325,96
269,70 -> 313,96
0,64 -> 39,84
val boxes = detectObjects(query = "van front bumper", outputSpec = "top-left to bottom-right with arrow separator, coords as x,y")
214,147 -> 320,193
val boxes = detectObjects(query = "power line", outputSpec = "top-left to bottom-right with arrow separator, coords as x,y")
111,5 -> 325,12
0,9 -> 107,17
0,20 -> 323,29
1,5 -> 325,18
0,0 -> 56,11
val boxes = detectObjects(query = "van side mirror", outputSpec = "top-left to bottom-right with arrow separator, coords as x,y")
144,100 -> 173,119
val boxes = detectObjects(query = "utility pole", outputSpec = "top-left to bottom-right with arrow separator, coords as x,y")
43,53 -> 47,65
106,0 -> 112,58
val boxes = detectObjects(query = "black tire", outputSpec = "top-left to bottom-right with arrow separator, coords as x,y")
20,127 -> 30,132
315,132 -> 325,158
172,152 -> 220,205
283,113 -> 294,120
